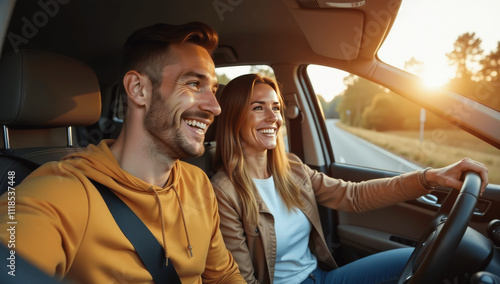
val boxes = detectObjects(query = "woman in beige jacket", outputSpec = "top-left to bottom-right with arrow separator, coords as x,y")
210,74 -> 488,284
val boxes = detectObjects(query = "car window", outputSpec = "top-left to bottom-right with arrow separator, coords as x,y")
307,64 -> 500,184
378,0 -> 500,112
215,65 -> 275,84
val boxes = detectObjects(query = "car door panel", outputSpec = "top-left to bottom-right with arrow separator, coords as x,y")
322,162 -> 500,264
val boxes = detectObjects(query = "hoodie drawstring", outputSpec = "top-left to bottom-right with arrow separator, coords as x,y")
171,185 -> 194,258
149,185 -> 193,266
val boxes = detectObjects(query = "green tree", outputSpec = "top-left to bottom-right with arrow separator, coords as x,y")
362,93 -> 403,131
250,65 -> 276,80
317,95 -> 340,119
479,41 -> 500,82
361,89 -> 450,131
445,38 -> 500,111
216,73 -> 231,85
336,75 -> 379,127
474,39 -> 500,111
446,32 -> 484,80
478,41 -> 500,111
328,95 -> 342,119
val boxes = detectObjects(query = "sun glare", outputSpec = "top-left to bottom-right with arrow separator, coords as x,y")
420,67 -> 453,88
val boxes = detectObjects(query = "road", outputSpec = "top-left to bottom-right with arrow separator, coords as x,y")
325,119 -> 422,173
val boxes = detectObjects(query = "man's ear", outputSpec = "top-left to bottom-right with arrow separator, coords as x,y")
123,71 -> 150,107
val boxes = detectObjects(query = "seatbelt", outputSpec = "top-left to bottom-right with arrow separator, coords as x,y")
90,180 -> 181,284
0,152 -> 180,283
284,93 -> 304,161
289,114 -> 304,161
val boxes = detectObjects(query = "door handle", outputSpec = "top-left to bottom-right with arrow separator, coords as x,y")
417,194 -> 441,208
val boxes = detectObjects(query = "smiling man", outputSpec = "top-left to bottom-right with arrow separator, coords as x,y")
0,22 -> 245,283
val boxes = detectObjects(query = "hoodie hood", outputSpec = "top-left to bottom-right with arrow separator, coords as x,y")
62,139 -> 180,193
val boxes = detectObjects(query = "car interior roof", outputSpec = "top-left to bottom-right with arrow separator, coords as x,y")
2,0 -> 400,87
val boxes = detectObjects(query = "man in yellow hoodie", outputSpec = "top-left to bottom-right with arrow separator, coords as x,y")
0,22 -> 245,283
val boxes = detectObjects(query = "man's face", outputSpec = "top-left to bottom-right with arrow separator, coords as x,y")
144,43 -> 220,159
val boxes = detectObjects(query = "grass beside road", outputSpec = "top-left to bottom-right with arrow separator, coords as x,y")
337,122 -> 500,184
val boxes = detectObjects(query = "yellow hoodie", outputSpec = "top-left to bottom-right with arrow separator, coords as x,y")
0,140 -> 244,283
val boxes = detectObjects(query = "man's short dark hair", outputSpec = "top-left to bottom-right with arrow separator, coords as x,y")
120,21 -> 218,89
118,22 -> 218,118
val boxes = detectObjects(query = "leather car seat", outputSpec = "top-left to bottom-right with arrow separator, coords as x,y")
0,49 -> 101,193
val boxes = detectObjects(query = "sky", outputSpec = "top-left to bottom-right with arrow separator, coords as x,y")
217,0 -> 500,102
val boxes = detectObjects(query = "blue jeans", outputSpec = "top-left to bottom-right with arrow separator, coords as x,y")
301,248 -> 413,284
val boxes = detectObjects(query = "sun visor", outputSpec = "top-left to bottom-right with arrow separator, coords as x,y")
288,8 -> 364,60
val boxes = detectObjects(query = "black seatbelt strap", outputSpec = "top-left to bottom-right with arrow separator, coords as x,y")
284,93 -> 305,161
289,115 -> 304,161
90,180 -> 181,284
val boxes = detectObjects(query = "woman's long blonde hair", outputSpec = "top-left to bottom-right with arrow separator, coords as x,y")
214,74 -> 303,226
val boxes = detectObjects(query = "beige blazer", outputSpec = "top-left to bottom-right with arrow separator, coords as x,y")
211,154 -> 429,284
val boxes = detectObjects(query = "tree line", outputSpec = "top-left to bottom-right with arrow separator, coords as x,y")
322,32 -> 500,131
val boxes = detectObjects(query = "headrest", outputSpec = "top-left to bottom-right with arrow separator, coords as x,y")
0,50 -> 101,128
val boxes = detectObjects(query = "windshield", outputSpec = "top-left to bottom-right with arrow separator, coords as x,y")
378,0 -> 500,111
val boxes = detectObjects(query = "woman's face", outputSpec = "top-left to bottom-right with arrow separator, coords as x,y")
240,83 -> 283,155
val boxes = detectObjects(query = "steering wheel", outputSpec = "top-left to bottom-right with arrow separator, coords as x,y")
398,171 -> 482,284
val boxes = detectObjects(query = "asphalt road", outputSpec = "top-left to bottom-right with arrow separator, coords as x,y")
325,119 -> 422,173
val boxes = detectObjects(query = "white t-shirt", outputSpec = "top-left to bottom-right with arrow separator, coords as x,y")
253,176 -> 317,284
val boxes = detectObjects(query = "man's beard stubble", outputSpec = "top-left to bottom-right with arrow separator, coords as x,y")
144,89 -> 205,160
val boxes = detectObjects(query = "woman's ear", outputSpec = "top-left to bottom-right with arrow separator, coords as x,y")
123,71 -> 150,107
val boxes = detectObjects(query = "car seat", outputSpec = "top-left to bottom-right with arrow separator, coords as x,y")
0,49 -> 101,194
